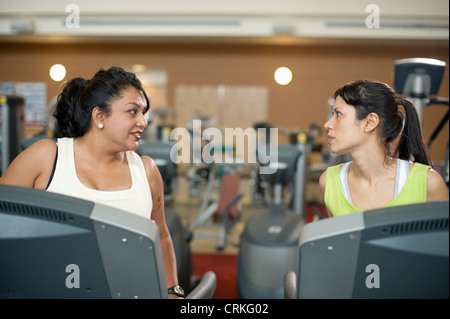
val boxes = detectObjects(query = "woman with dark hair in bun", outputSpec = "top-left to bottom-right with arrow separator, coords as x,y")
319,79 -> 448,217
0,66 -> 184,298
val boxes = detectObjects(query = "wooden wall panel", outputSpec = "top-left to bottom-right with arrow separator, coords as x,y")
174,85 -> 268,162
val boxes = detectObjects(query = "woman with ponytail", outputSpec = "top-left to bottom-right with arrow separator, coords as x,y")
0,66 -> 183,298
319,79 -> 448,217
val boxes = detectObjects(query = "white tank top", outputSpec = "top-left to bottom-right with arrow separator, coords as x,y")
47,137 -> 153,219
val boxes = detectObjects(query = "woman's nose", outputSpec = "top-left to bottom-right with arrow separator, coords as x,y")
324,118 -> 332,131
138,113 -> 148,128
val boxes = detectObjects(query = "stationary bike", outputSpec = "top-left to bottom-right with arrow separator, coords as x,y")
237,132 -> 310,299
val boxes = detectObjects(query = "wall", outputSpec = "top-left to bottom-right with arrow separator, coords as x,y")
0,41 -> 448,161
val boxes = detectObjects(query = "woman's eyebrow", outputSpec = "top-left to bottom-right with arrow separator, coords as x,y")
125,102 -> 145,109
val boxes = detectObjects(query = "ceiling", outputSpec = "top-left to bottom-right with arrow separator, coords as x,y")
0,0 -> 448,46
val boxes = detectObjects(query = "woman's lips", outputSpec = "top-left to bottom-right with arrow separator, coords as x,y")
131,132 -> 142,140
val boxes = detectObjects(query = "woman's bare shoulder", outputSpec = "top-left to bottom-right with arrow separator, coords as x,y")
426,168 -> 449,201
31,138 -> 57,151
0,138 -> 57,188
26,138 -> 58,163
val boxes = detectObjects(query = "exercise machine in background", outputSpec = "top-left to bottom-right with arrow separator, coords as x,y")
249,121 -> 276,207
0,184 -> 216,299
394,57 -> 449,186
188,142 -> 246,251
0,95 -> 25,175
19,95 -> 58,150
185,114 -> 219,198
284,200 -> 449,299
142,106 -> 176,142
237,127 -> 319,299
237,143 -> 304,299
249,122 -> 323,212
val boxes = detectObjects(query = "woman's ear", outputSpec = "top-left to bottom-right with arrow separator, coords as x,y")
364,112 -> 380,133
92,107 -> 105,128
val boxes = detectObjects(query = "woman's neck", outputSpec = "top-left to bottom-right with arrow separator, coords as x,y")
349,145 -> 396,185
74,133 -> 125,165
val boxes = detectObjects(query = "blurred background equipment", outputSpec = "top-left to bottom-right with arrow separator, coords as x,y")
143,106 -> 176,142
237,125 -> 323,299
394,58 -> 449,184
0,95 -> 25,175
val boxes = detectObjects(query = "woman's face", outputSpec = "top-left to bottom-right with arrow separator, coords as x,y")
324,96 -> 366,155
103,86 -> 148,152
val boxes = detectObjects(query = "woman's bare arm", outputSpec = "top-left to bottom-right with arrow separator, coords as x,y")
141,155 -> 181,298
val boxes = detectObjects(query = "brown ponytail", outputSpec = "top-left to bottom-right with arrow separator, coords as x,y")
395,98 -> 431,165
